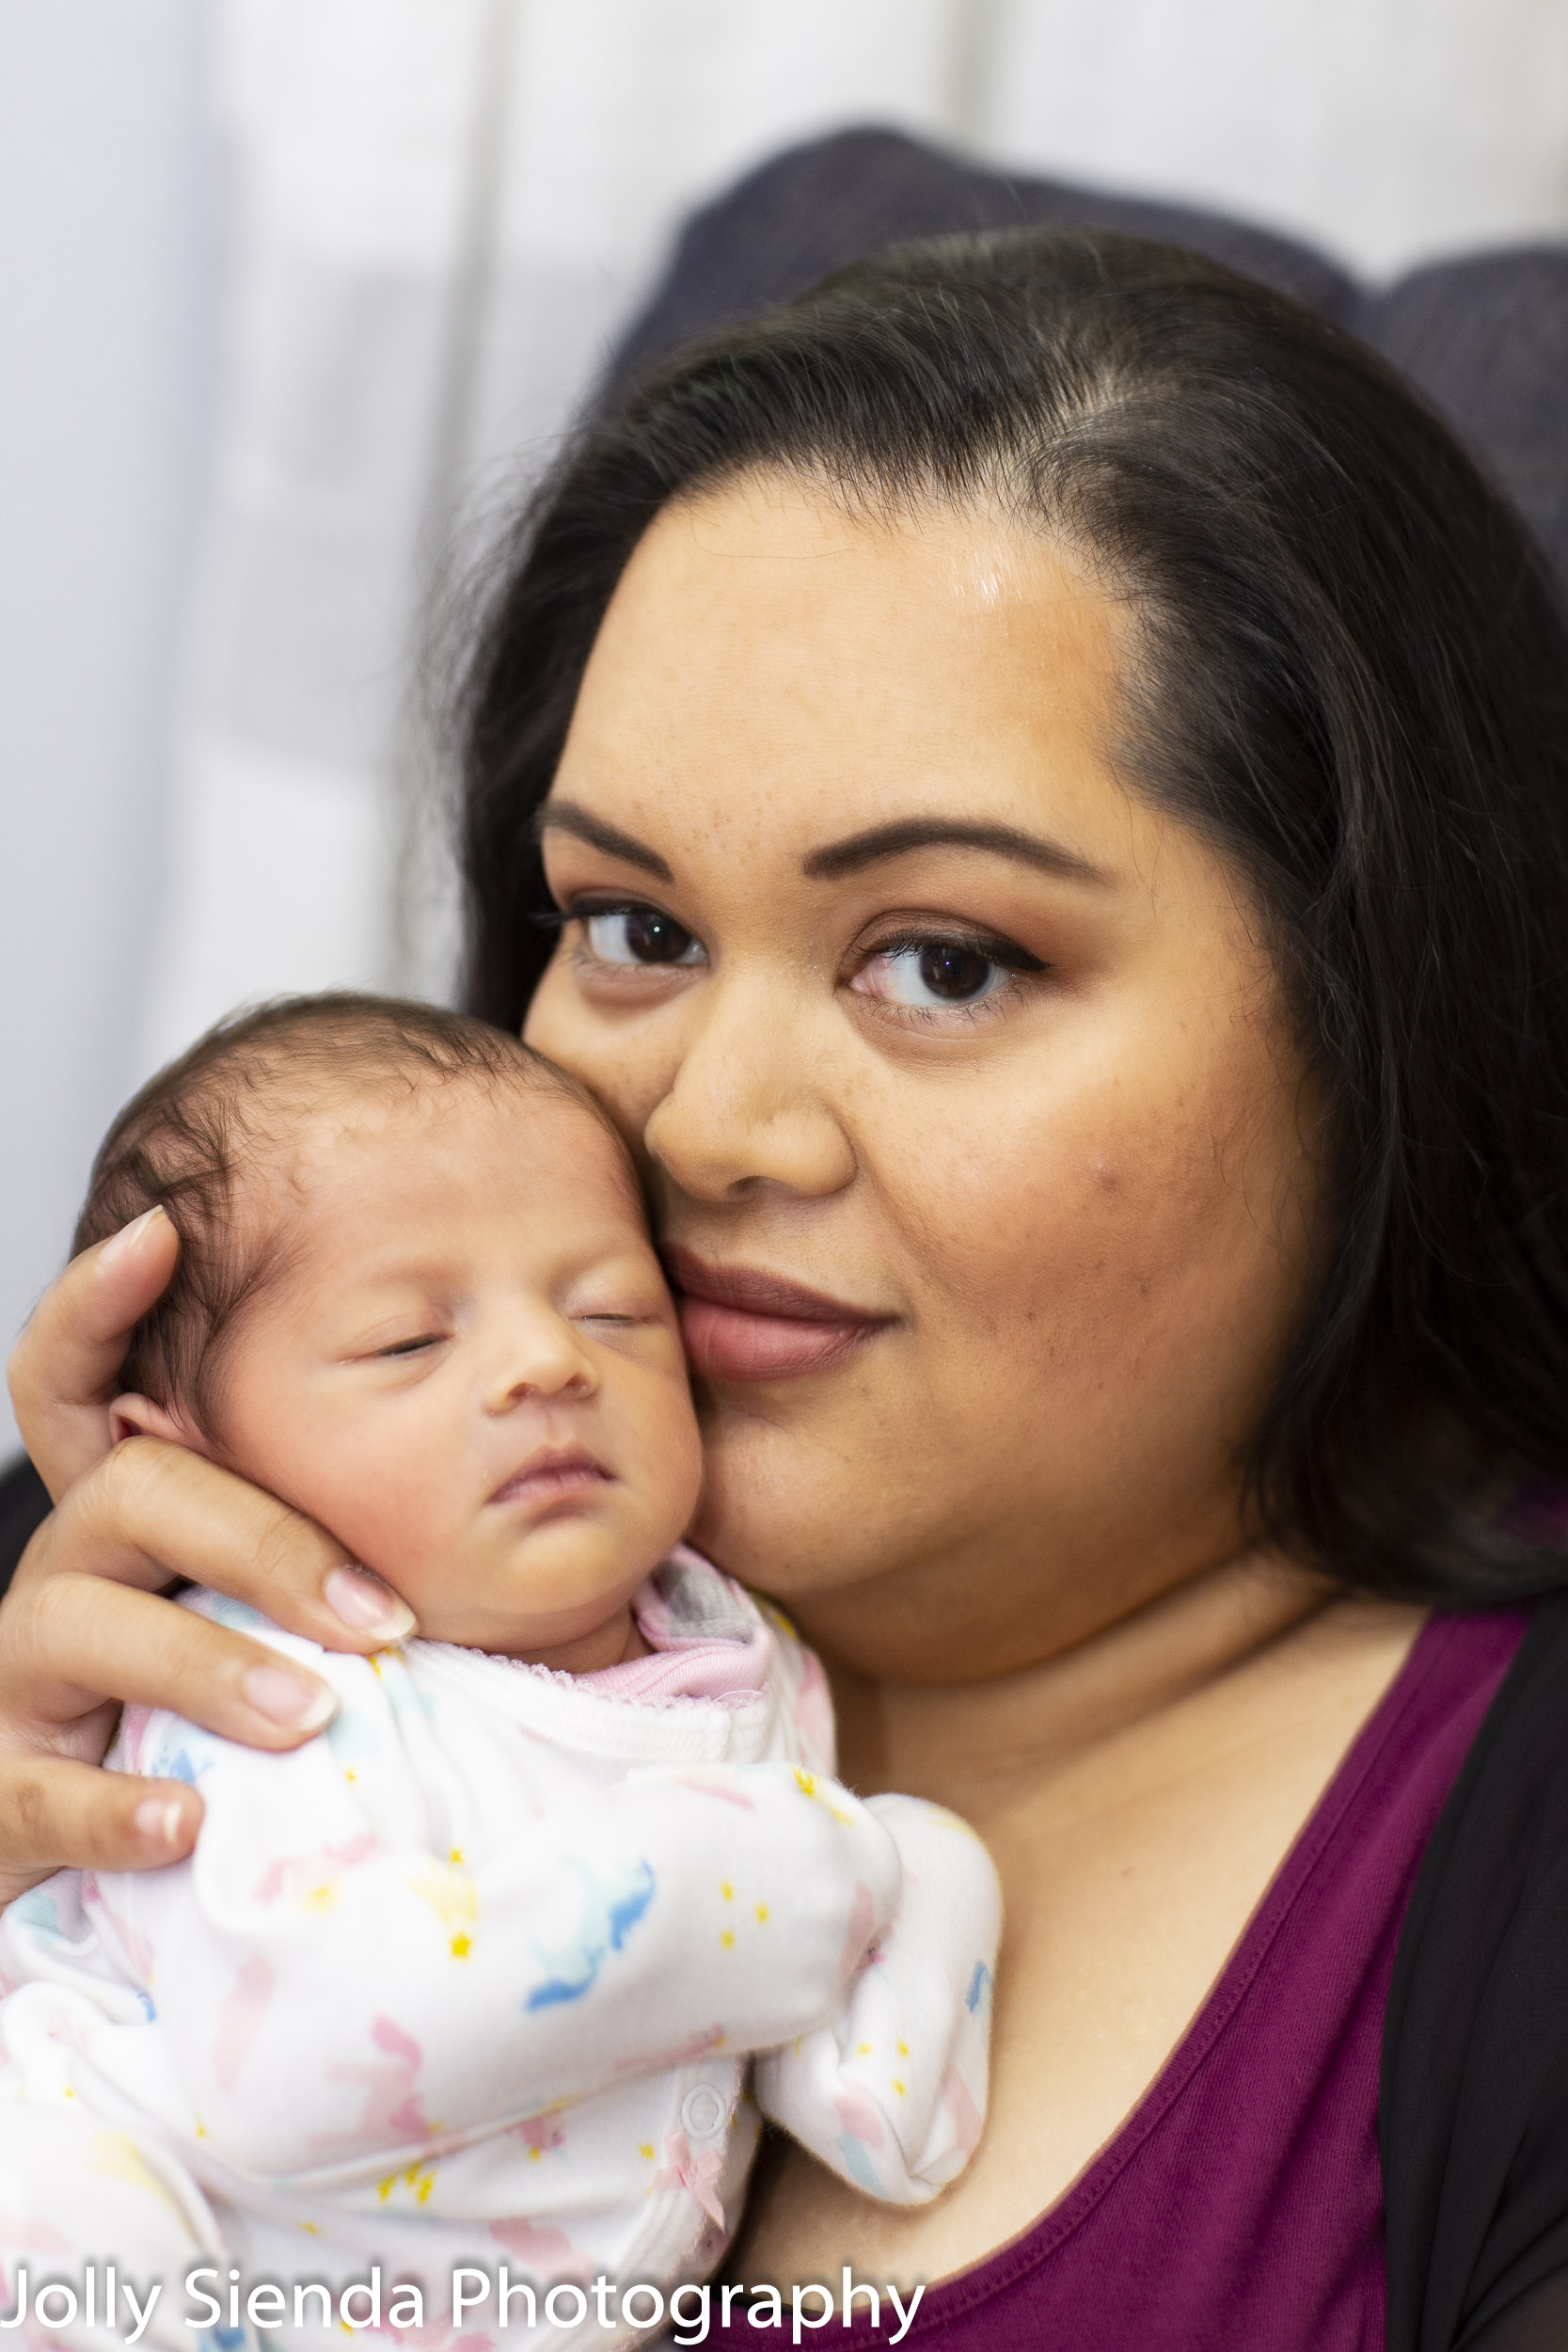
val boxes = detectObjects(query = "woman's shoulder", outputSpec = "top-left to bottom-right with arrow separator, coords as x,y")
1384,1594 -> 1568,2352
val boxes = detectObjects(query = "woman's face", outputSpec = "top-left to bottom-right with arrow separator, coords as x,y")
525,474 -> 1323,1681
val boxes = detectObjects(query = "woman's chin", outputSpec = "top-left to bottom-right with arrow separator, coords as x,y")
686,1440 -> 836,1597
686,1419 -> 905,1624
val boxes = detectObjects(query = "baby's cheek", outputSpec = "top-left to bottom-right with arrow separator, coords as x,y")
617,1368 -> 705,1532
218,1408 -> 404,1577
303,1430 -> 455,1590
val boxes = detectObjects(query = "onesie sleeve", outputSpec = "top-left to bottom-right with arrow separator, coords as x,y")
100,1632 -> 903,2187
752,1792 -> 1001,2202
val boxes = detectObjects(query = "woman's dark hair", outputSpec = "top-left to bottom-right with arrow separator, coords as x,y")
458,226 -> 1568,1604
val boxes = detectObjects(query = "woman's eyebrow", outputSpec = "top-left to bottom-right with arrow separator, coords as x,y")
535,801 -> 673,880
802,818 -> 1110,885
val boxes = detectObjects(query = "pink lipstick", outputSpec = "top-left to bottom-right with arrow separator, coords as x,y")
662,1245 -> 895,1383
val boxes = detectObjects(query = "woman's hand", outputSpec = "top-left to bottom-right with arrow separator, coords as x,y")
0,1208 -> 415,1904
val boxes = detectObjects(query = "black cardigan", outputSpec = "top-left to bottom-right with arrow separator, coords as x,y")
1381,1589 -> 1568,2350
2,1452 -> 1566,2346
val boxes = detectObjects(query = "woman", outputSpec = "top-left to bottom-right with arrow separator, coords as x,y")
5,230 -> 1568,2348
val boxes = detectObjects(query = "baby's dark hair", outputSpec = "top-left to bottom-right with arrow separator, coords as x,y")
74,993 -> 617,1430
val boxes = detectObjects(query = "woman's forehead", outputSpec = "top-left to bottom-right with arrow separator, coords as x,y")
596,470 -> 1118,678
557,473 -> 1139,873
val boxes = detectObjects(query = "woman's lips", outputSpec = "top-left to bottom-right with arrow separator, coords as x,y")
662,1245 -> 895,1384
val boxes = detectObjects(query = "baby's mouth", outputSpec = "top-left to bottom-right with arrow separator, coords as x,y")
487,1448 -> 612,1513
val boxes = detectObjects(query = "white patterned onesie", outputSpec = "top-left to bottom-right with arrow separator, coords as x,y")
0,1551 -> 1000,2351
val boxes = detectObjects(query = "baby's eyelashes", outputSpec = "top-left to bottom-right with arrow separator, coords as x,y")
333,1329 -> 452,1364
570,1308 -> 674,1344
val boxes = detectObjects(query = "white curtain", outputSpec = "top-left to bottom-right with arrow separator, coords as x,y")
987,0 -> 1568,276
134,0 -> 985,1068
4,0 -> 1567,1451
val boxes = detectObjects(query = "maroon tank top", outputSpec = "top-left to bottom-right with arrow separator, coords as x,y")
714,1607 -> 1528,2352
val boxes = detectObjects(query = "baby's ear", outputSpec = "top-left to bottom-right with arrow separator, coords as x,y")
109,1392 -> 213,1457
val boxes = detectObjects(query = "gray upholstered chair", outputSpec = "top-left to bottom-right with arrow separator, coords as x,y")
608,126 -> 1568,596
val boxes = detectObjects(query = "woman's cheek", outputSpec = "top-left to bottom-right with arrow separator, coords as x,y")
899,1089 -> 1230,1385
521,965 -> 604,1098
523,965 -> 674,1151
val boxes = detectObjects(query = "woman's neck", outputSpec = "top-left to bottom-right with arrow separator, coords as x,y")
829,1543 -> 1338,1808
748,1547 -> 1425,2289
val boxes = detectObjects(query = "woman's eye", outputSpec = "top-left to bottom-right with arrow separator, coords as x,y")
582,906 -> 705,967
853,938 -> 1038,1010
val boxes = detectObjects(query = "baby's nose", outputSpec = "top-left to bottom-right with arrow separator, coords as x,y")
483,1318 -> 597,1410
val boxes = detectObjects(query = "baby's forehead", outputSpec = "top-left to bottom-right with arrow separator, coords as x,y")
264,1065 -> 643,1247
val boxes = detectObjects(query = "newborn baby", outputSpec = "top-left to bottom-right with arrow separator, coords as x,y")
0,994 -> 999,2352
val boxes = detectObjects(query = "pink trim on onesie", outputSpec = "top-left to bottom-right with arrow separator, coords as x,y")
578,1547 -> 771,1708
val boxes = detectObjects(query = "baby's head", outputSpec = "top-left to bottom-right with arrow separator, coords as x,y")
75,995 -> 703,1663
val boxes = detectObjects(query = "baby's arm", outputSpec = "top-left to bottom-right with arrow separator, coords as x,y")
753,1793 -> 1002,2202
103,1659 -> 902,2185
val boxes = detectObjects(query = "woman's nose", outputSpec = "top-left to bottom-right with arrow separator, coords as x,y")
482,1315 -> 597,1413
641,975 -> 856,1203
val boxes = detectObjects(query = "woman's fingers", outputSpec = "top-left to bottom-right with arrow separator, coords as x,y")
4,1572 -> 341,1751
8,1207 -> 181,1497
0,1753 -> 203,1907
0,1293 -> 425,1891
0,1442 -> 419,1888
2,1440 -> 415,1735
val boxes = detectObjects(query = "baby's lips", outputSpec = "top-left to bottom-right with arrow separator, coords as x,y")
487,1447 -> 611,1507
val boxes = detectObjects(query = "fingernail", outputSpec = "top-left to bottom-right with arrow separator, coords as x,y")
133,1797 -> 188,1849
242,1663 -> 337,1731
325,1566 -> 416,1641
102,1205 -> 168,1267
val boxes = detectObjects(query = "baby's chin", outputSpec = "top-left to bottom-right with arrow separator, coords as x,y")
377,1517 -> 675,1659
412,1591 -> 647,1671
